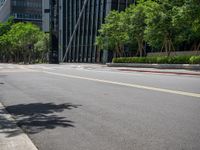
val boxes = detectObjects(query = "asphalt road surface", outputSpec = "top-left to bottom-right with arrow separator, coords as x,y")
0,63 -> 200,150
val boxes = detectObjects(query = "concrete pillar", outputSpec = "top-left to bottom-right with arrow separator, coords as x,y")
42,0 -> 50,32
102,50 -> 108,64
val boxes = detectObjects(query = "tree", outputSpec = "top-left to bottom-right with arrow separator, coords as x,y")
34,33 -> 50,62
0,17 -> 14,36
96,0 -> 200,58
0,17 -> 14,62
96,11 -> 128,57
183,0 -> 200,50
0,21 -> 48,63
144,0 -> 177,55
125,3 -> 147,57
6,22 -> 42,63
173,0 -> 200,51
0,34 -> 12,62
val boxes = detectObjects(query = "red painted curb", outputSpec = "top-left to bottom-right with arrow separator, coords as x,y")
118,69 -> 200,76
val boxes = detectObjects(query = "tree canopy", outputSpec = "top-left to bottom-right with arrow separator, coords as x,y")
0,19 -> 49,63
96,0 -> 200,57
96,11 -> 128,57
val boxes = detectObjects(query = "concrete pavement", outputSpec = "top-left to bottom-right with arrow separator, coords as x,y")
107,63 -> 200,70
0,103 -> 38,150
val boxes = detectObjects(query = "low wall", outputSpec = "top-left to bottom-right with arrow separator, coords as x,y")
147,51 -> 200,57
107,63 -> 200,70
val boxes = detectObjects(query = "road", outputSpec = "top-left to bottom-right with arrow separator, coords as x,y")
0,63 -> 200,150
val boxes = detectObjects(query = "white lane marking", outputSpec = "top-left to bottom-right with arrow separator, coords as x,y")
31,65 -> 55,70
42,71 -> 200,98
18,65 -> 37,71
0,66 -> 38,72
7,66 -> 15,69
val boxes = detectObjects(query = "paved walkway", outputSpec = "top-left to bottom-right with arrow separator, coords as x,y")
0,103 -> 38,150
114,67 -> 200,76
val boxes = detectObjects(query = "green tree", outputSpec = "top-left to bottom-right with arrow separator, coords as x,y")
34,33 -> 50,63
144,0 -> 177,55
183,0 -> 200,50
0,17 -> 14,62
0,21 -> 48,63
96,11 -> 128,57
0,34 -> 12,62
0,17 -> 14,36
173,0 -> 200,51
125,3 -> 147,57
6,22 -> 42,63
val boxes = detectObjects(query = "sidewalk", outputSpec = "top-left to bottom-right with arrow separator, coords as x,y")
0,103 -> 38,150
107,63 -> 200,76
107,63 -> 200,70
113,67 -> 200,76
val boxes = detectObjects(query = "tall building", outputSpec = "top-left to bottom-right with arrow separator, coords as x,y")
11,0 -> 42,27
0,0 -> 50,31
50,0 -> 135,64
0,0 -> 11,22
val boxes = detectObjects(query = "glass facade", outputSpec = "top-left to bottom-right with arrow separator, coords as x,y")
50,0 -> 134,63
0,0 -> 6,7
11,0 -> 42,27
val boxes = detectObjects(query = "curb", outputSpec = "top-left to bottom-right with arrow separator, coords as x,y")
117,69 -> 200,76
0,103 -> 38,150
107,63 -> 200,70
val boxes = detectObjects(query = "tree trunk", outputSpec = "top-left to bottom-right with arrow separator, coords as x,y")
137,39 -> 144,57
162,36 -> 174,56
23,49 -> 28,64
116,43 -> 122,57
196,42 -> 200,51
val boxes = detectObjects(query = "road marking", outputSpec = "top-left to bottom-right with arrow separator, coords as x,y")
0,65 -> 37,73
36,65 -> 56,70
42,71 -> 200,98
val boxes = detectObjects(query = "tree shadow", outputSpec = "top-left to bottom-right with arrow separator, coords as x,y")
0,103 -> 81,137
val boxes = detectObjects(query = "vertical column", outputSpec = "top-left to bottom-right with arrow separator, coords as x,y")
88,0 -> 95,62
65,0 -> 70,62
118,0 -> 120,10
76,0 -> 81,62
59,0 -> 63,62
85,0 -> 91,62
80,0 -> 86,62
62,0 -> 67,62
68,0 -> 72,62
72,0 -> 77,62
49,0 -> 59,64
92,0 -> 100,62
42,0 -> 50,32
102,0 -> 112,64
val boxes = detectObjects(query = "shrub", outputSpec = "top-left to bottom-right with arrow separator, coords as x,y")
156,56 -> 169,64
112,56 -> 200,64
146,57 -> 157,63
169,56 -> 191,64
189,56 -> 200,64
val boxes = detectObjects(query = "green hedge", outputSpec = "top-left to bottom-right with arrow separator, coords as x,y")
112,56 -> 200,64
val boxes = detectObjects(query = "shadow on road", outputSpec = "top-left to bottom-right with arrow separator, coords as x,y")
1,103 -> 81,137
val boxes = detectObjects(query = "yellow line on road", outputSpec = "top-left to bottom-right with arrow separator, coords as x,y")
42,71 -> 200,98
